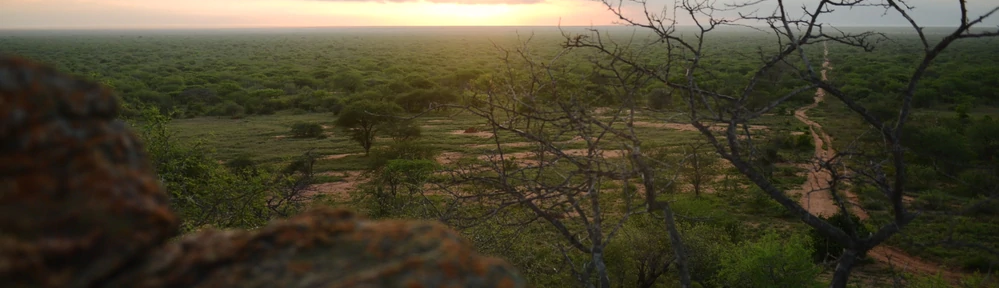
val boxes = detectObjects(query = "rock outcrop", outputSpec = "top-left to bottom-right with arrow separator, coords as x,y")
0,56 -> 525,288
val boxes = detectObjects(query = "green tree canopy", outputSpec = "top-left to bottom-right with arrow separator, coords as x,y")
334,100 -> 405,155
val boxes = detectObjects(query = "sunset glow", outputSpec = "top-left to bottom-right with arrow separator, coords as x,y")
0,0 -> 619,29
1,0 -> 995,29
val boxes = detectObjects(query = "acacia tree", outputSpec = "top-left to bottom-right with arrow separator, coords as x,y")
335,100 -> 405,155
565,0 -> 998,287
682,141 -> 719,197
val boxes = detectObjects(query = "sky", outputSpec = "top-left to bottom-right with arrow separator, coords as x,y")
1,0 -> 996,29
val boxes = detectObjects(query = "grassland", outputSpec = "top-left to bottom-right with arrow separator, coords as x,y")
4,26 -> 997,286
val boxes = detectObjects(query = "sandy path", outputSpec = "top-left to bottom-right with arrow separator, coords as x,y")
305,171 -> 365,199
794,43 -> 958,280
790,43 -> 843,218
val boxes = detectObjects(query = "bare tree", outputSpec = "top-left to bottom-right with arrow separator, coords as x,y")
563,0 -> 999,287
682,141 -> 720,196
433,37 -> 696,287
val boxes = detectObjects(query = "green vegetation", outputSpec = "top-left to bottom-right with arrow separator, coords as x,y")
335,100 -> 407,155
4,25 -> 997,287
290,122 -> 324,138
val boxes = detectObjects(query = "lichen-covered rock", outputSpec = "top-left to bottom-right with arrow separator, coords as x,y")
0,56 -> 180,288
0,56 -> 524,288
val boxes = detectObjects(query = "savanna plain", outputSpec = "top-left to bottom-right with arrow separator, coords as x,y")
2,25 -> 997,287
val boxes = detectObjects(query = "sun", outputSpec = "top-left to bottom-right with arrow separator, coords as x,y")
405,3 -> 518,25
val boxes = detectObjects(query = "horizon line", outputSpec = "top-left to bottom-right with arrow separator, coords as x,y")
0,24 -> 957,32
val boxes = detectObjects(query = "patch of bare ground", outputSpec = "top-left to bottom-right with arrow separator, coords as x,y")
273,135 -> 288,140
435,152 -> 464,165
867,246 -> 962,281
449,129 -> 494,138
466,136 -> 585,149
427,119 -> 452,123
323,153 -> 363,160
476,149 -> 627,167
466,142 -> 536,149
305,171 -> 365,199
630,121 -> 768,132
790,43 -> 862,219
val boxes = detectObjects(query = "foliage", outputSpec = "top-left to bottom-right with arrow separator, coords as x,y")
365,159 -> 439,218
132,107 -> 273,231
334,100 -> 406,155
8,27 -> 999,286
290,122 -> 324,138
385,119 -> 422,141
647,87 -> 673,110
131,107 -> 313,232
369,141 -> 438,168
718,231 -> 823,288
604,214 -> 675,288
809,213 -> 870,262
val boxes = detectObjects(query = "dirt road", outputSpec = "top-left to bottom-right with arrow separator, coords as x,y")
793,43 -> 959,280
791,42 -> 858,218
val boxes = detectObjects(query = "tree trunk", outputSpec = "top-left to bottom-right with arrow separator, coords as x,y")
662,204 -> 692,288
692,150 -> 701,196
829,249 -> 858,288
592,248 -> 611,288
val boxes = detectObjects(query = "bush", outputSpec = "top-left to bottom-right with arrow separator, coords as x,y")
225,154 -> 257,175
647,87 -> 673,110
905,164 -> 938,191
386,120 -> 422,141
365,159 -> 438,218
603,214 -> 675,287
810,213 -> 870,262
369,141 -> 439,169
965,197 -> 999,216
290,122 -> 324,138
961,255 -> 997,272
718,231 -> 822,288
748,187 -> 789,217
132,107 -> 275,232
957,169 -> 998,197
913,189 -> 950,210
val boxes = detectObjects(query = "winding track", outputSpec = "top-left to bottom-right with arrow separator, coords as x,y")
793,43 -> 959,280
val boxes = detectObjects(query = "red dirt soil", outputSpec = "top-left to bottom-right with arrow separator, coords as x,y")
796,43 -> 960,280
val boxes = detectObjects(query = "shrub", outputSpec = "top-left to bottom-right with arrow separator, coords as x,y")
748,187 -> 788,217
905,164 -> 938,191
810,212 -> 870,262
957,169 -> 998,198
290,122 -> 324,138
647,87 -> 673,110
965,197 -> 998,216
961,254 -> 997,272
131,107 -> 276,232
913,189 -> 950,210
225,154 -> 257,175
365,159 -> 438,218
369,141 -> 439,169
386,120 -> 422,141
718,231 -> 822,288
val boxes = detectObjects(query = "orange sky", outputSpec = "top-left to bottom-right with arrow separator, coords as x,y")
0,0 -> 622,28
1,0 -> 995,29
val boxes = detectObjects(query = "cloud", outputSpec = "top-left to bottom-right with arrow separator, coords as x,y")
311,0 -> 544,5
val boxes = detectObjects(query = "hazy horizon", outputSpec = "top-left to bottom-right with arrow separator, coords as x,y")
2,0 -> 996,30
0,24 -> 980,30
